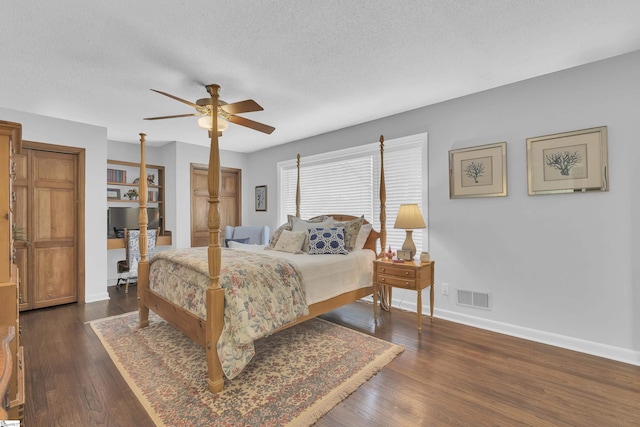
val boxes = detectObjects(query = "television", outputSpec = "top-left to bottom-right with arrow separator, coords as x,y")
107,207 -> 160,238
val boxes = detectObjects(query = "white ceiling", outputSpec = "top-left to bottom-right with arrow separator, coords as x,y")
2,1 -> 640,153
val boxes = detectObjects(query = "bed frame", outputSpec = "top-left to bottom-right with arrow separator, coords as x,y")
136,84 -> 387,393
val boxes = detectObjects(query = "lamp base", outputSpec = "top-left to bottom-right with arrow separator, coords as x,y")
401,230 -> 416,260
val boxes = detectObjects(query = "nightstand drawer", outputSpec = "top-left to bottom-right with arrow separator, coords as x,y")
376,265 -> 416,278
378,275 -> 417,290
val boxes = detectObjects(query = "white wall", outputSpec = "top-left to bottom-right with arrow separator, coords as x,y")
172,141 -> 248,249
0,107 -> 109,303
242,51 -> 640,365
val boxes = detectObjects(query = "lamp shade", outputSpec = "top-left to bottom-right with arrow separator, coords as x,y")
393,204 -> 426,229
197,115 -> 229,132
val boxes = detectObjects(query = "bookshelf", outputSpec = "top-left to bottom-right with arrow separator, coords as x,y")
106,159 -> 171,249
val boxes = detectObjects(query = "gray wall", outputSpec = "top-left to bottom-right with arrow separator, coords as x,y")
241,51 -> 640,364
0,107 -> 109,303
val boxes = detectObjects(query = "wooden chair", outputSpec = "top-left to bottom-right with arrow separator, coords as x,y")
116,228 -> 157,293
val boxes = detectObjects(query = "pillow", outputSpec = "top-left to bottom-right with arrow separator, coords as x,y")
269,223 -> 292,248
292,217 -> 335,251
225,237 -> 250,247
306,214 -> 331,223
272,230 -> 306,253
269,216 -> 332,249
354,223 -> 373,250
308,227 -> 348,255
332,215 -> 364,251
227,240 -> 254,250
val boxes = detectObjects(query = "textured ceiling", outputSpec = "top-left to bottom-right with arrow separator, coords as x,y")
2,1 -> 640,152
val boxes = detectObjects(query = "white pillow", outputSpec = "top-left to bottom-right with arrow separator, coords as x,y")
272,230 -> 306,253
292,218 -> 335,251
354,223 -> 373,250
227,241 -> 264,250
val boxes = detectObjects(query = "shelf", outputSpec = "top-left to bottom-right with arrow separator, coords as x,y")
106,199 -> 163,204
107,233 -> 172,250
107,182 -> 162,188
108,159 -> 166,236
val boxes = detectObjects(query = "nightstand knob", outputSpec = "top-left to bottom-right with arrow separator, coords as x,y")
405,271 -> 409,276
380,268 -> 385,272
381,278 -> 385,282
405,282 -> 409,286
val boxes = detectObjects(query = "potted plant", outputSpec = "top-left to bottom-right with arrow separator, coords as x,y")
125,189 -> 139,200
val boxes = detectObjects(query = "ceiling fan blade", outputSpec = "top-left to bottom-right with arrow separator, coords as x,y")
143,113 -> 199,120
150,89 -> 200,108
228,115 -> 275,134
221,99 -> 263,115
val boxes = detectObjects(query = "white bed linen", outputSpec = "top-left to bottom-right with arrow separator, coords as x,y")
227,242 -> 375,304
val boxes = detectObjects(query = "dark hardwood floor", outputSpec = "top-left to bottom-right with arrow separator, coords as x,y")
20,286 -> 640,426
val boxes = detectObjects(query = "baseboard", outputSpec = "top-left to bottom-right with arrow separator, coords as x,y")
386,297 -> 640,367
86,292 -> 110,303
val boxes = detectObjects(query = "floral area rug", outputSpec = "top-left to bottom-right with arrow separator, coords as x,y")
89,311 -> 404,427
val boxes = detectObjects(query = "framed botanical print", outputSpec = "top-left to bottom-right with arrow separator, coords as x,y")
526,126 -> 608,195
255,185 -> 267,211
449,142 -> 507,199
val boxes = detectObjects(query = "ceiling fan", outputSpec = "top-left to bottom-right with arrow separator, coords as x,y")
143,86 -> 275,135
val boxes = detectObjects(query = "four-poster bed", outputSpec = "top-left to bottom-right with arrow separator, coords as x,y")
136,84 -> 387,393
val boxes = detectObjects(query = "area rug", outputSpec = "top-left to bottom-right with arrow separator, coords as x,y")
89,311 -> 404,427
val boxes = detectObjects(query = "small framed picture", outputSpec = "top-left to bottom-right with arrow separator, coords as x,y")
255,185 -> 267,211
449,142 -> 507,199
527,126 -> 608,195
107,188 -> 120,200
397,249 -> 413,261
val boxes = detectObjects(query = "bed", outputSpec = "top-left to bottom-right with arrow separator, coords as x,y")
136,84 -> 388,393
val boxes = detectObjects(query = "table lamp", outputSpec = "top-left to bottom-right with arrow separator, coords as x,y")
393,204 -> 426,260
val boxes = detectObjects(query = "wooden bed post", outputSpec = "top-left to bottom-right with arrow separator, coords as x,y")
138,133 -> 150,328
379,134 -> 392,310
379,135 -> 386,257
204,84 -> 225,393
296,154 -> 301,218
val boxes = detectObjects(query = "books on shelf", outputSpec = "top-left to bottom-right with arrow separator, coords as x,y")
107,168 -> 127,183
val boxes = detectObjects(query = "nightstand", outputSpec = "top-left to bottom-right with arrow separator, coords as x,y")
373,259 -> 435,332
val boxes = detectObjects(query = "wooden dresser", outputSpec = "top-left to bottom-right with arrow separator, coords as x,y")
0,121 -> 25,423
0,326 -> 15,420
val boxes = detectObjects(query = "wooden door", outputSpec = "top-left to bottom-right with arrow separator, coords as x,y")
12,152 -> 29,310
15,147 -> 80,310
190,164 -> 241,247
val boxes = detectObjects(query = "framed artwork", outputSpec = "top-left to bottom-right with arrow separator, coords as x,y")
107,188 -> 120,200
449,142 -> 507,199
526,126 -> 608,195
255,185 -> 267,211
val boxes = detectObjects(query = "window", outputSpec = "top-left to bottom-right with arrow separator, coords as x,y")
278,133 -> 427,253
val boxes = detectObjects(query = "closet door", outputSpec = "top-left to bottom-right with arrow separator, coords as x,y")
31,150 -> 77,308
12,152 -> 29,310
15,144 -> 83,311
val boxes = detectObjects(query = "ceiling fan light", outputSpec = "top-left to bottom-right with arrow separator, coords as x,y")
197,115 -> 229,132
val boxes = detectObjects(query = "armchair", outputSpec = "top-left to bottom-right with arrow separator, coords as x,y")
223,225 -> 270,247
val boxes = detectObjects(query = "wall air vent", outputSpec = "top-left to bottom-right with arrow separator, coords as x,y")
457,289 -> 491,310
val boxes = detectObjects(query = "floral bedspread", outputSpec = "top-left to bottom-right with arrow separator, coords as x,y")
148,247 -> 309,379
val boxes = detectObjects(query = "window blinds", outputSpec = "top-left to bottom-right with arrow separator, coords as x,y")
279,136 -> 425,254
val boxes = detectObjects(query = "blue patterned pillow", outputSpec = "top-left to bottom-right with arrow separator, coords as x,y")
308,227 -> 348,255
